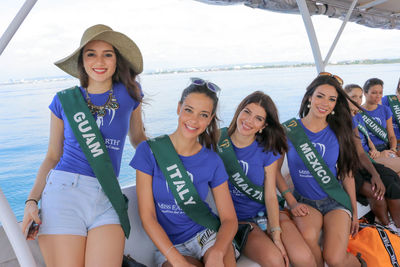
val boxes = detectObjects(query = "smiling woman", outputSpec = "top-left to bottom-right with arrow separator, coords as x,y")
131,78 -> 238,267
20,24 -> 147,267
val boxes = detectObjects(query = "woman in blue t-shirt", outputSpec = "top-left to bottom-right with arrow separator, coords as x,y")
345,84 -> 400,175
222,91 -> 316,267
382,78 -> 400,153
362,78 -> 398,155
21,24 -> 146,266
345,83 -> 400,235
279,74 -> 364,267
131,79 -> 237,267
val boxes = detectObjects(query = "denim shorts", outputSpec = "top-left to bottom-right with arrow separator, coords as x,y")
154,228 -> 217,267
38,169 -> 120,236
293,191 -> 351,218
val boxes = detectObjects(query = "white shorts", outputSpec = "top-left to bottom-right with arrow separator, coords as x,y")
38,169 -> 120,236
154,228 -> 217,267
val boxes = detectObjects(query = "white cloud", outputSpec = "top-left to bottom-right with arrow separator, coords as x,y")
0,0 -> 399,81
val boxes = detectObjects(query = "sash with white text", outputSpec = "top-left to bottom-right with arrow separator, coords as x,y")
357,122 -> 377,163
359,110 -> 389,144
57,87 -> 130,238
147,135 -> 220,231
283,118 -> 352,213
387,95 -> 400,130
217,128 -> 284,207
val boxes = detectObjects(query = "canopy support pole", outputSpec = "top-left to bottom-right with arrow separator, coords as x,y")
295,0 -> 324,73
0,0 -> 38,55
324,0 -> 359,66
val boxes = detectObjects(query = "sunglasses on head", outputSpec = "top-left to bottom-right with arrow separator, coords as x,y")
190,77 -> 221,95
319,72 -> 343,86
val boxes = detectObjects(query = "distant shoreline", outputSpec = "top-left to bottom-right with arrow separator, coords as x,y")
1,58 -> 399,85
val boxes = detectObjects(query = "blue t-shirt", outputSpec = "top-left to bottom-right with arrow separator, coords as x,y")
353,113 -> 370,152
228,140 -> 280,221
363,104 -> 392,146
287,120 -> 339,200
130,141 -> 228,245
382,95 -> 400,139
50,82 -> 140,177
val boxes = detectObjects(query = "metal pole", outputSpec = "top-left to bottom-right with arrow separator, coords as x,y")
295,0 -> 324,73
323,0 -> 359,66
0,188 -> 37,267
0,0 -> 38,55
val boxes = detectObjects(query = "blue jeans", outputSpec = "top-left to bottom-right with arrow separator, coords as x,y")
293,191 -> 351,217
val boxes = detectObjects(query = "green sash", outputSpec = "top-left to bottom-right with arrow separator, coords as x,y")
359,110 -> 389,144
357,122 -> 377,163
282,118 -> 352,214
57,87 -> 130,238
217,128 -> 284,207
387,95 -> 400,129
147,135 -> 220,231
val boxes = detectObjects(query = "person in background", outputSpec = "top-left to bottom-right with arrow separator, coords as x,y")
361,78 -> 398,156
381,78 -> 400,155
21,24 -> 146,267
219,91 -> 316,267
345,84 -> 400,235
351,80 -> 400,175
131,79 -> 238,267
279,74 -> 365,267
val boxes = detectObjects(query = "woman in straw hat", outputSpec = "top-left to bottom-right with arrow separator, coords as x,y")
21,24 -> 146,266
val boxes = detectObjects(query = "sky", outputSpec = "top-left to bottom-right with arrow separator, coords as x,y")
0,0 -> 399,82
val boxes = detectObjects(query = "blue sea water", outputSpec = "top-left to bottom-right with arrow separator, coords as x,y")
0,64 -> 399,221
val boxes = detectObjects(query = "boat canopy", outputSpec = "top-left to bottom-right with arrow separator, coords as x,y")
195,0 -> 400,30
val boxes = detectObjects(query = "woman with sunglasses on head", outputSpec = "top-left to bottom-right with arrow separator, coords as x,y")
279,73 -> 365,267
361,78 -> 399,158
217,91 -> 316,267
21,24 -> 146,266
381,78 -> 400,155
131,78 -> 238,267
344,83 -> 400,235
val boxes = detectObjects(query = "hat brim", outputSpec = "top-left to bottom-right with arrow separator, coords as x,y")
54,30 -> 143,78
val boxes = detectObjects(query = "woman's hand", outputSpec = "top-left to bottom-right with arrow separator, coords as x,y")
370,174 -> 385,200
381,150 -> 397,158
350,216 -> 359,237
289,202 -> 309,217
271,234 -> 289,267
204,246 -> 224,267
368,149 -> 380,159
21,201 -> 41,240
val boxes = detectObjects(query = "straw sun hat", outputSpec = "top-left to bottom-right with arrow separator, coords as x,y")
55,24 -> 143,78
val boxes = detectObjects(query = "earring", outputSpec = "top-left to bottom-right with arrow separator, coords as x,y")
331,110 -> 335,115
259,129 -> 263,134
307,103 -> 311,108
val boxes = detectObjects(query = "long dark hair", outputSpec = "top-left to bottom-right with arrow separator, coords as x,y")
179,83 -> 220,151
299,75 -> 359,180
228,91 -> 288,155
77,46 -> 142,103
397,78 -> 400,94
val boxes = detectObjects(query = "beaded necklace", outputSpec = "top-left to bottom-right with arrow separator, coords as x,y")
84,87 -> 119,117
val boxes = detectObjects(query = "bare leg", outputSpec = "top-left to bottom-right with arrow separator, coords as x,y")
323,210 -> 360,267
359,182 -> 390,225
38,234 -> 86,267
292,205 -> 324,267
163,256 -> 203,267
85,224 -> 125,267
387,199 -> 400,228
280,212 -> 317,267
242,222 -> 285,267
